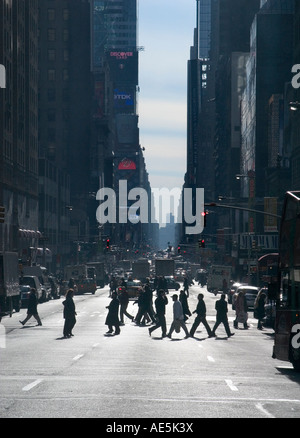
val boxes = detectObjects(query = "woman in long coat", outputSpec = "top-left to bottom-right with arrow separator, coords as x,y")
254,291 -> 266,330
234,291 -> 248,329
62,288 -> 77,338
105,292 -> 120,335
179,290 -> 191,322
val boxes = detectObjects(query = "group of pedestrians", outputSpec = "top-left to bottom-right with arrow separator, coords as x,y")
104,278 -> 236,339
233,289 -> 267,331
18,281 -> 267,340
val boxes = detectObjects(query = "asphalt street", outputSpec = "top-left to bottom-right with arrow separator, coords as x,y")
1,283 -> 300,420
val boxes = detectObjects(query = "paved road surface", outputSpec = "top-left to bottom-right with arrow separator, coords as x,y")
1,283 -> 300,419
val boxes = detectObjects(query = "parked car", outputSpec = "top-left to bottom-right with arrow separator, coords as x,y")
19,275 -> 45,302
20,285 -> 31,308
77,278 -> 97,295
228,282 -> 244,304
232,285 -> 260,310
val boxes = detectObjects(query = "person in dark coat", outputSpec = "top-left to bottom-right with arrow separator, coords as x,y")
190,293 -> 213,338
143,284 -> 156,324
118,286 -> 134,324
62,288 -> 77,338
148,289 -> 168,337
183,277 -> 190,297
105,292 -> 120,335
19,288 -> 42,326
212,294 -> 234,338
179,290 -> 191,321
254,291 -> 266,330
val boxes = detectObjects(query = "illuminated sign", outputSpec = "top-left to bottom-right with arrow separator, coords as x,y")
110,51 -> 133,59
114,88 -> 134,109
118,158 -> 136,170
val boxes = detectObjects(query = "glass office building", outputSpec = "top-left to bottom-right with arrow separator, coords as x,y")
92,0 -> 137,70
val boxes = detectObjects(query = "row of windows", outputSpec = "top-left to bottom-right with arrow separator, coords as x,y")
46,48 -> 69,61
47,8 -> 69,21
47,69 -> 69,81
47,28 -> 69,42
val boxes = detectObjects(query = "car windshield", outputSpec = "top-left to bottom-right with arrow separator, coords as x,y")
20,277 -> 35,288
242,289 -> 259,296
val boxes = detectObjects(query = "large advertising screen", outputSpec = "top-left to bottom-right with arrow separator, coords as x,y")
106,50 -> 138,85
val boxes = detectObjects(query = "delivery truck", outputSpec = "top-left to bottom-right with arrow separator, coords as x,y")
132,259 -> 150,281
86,262 -> 106,288
206,265 -> 232,295
155,258 -> 175,277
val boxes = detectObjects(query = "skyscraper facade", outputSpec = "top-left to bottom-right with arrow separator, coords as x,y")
0,0 -> 39,259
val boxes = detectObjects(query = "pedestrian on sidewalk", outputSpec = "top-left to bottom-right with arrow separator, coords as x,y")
212,294 -> 234,338
62,288 -> 77,338
149,289 -> 168,338
105,292 -> 120,335
19,288 -> 42,327
254,290 -> 267,330
190,293 -> 214,338
167,294 -> 189,339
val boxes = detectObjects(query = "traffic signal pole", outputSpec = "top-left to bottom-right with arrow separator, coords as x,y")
205,203 -> 281,218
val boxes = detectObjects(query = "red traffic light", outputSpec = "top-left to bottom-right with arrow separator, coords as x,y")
198,239 -> 205,248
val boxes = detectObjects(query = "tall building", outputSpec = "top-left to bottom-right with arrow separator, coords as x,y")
90,0 -> 152,252
0,0 -> 40,261
291,0 -> 300,189
213,0 -> 260,202
240,0 -> 294,234
38,0 -> 92,269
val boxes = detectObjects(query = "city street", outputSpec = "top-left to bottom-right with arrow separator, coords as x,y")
1,283 -> 300,419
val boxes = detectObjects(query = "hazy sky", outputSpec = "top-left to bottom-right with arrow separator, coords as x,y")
138,0 -> 196,191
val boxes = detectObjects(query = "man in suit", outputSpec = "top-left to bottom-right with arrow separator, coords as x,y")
212,294 -> 234,338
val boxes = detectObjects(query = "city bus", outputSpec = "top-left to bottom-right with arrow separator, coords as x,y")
272,191 -> 300,370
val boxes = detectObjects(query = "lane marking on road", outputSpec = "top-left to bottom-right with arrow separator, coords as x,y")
22,379 -> 43,392
256,403 -> 275,418
225,379 -> 238,392
207,356 -> 215,362
72,354 -> 84,361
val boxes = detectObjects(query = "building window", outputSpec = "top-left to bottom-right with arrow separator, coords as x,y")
47,9 -> 55,21
48,49 -> 56,61
48,88 -> 56,101
63,29 -> 69,41
48,69 -> 55,81
47,28 -> 56,42
63,9 -> 69,21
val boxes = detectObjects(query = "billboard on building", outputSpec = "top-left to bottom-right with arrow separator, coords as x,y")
115,114 -> 139,148
106,50 -> 138,85
264,197 -> 278,232
114,87 -> 135,112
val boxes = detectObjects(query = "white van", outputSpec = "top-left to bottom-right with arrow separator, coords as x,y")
19,275 -> 45,302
